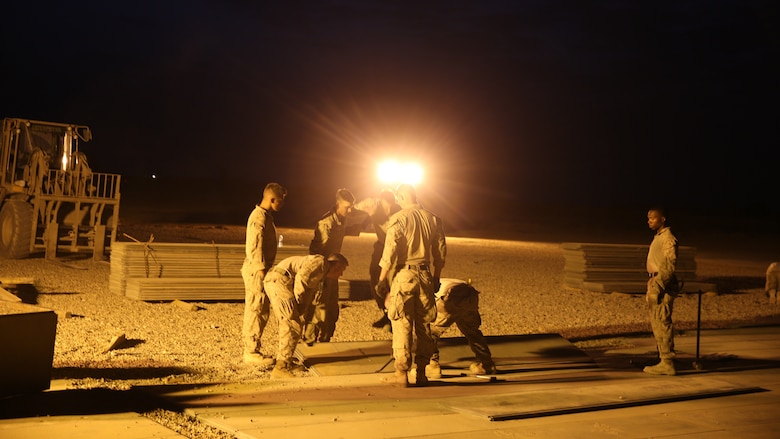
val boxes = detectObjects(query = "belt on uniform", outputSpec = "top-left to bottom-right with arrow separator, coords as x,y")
399,264 -> 429,271
648,272 -> 659,278
271,267 -> 291,278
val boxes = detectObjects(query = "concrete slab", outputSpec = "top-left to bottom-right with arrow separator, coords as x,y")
0,412 -> 185,439
0,381 -> 187,439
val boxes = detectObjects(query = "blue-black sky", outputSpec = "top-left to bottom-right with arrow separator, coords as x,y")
1,1 -> 777,225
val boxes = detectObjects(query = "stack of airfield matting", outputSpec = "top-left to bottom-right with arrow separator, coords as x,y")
110,241 -> 364,301
562,242 -> 716,294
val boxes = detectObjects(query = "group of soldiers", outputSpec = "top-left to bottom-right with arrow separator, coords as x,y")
240,182 -> 697,383
240,182 -> 496,385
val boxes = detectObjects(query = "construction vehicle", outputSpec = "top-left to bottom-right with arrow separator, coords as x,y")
0,118 -> 120,260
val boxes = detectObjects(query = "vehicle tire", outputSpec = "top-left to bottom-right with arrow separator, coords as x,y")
0,200 -> 34,259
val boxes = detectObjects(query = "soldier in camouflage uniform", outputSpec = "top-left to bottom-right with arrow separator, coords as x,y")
303,188 -> 355,344
351,189 -> 401,331
766,262 -> 780,305
425,278 -> 496,379
644,207 -> 680,376
264,253 -> 349,379
376,184 -> 447,387
240,183 -> 286,368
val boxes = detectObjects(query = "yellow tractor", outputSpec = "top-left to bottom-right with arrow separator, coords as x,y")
0,118 -> 120,260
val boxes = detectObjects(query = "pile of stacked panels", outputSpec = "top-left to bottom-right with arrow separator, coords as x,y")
109,242 -> 366,301
561,242 -> 716,294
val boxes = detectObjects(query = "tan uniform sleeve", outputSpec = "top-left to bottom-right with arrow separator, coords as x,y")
294,255 -> 326,307
656,231 -> 677,289
431,214 -> 447,276
244,207 -> 276,272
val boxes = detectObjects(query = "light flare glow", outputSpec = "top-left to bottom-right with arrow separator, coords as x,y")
377,160 -> 424,185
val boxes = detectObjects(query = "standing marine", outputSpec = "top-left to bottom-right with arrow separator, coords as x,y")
644,206 -> 679,376
240,182 -> 287,368
303,188 -> 355,344
376,184 -> 447,387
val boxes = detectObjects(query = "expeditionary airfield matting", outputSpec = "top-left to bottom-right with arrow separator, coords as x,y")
296,333 -> 764,422
296,334 -> 595,377
109,241 -> 368,301
562,242 -> 716,293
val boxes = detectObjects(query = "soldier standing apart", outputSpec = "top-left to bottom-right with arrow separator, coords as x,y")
351,189 -> 401,331
425,278 -> 496,379
644,206 -> 680,376
265,253 -> 349,378
241,183 -> 287,368
303,188 -> 355,344
376,184 -> 447,387
766,262 -> 780,305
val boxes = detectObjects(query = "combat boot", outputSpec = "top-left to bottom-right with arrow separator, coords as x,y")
469,361 -> 497,375
243,352 -> 275,369
380,370 -> 409,387
270,361 -> 296,379
425,360 -> 442,379
643,359 -> 676,376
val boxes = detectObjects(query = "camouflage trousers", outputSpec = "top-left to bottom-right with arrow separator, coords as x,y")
386,268 -> 437,373
241,269 -> 270,354
767,262 -> 779,303
264,273 -> 303,363
303,277 -> 340,343
430,292 -> 492,365
369,241 -> 385,311
648,289 -> 676,360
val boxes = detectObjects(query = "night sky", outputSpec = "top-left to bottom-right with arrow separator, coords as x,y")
2,1 -> 777,228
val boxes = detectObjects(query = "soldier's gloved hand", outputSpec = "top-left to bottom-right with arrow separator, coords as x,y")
375,279 -> 390,301
433,277 -> 441,293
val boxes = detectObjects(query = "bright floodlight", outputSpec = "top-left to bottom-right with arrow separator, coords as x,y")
377,160 -> 423,185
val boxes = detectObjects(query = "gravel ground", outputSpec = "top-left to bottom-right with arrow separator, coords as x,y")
2,222 -> 778,438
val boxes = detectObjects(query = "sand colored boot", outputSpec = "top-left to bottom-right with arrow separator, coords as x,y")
643,359 -> 676,376
381,370 -> 409,387
425,360 -> 442,379
243,352 -> 275,369
270,361 -> 297,379
271,360 -> 308,379
770,290 -> 778,305
469,361 -> 497,375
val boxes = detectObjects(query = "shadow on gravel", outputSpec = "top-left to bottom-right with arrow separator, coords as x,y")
8,283 -> 40,304
587,349 -> 780,375
701,275 -> 766,293
52,366 -> 192,380
0,387 -> 177,419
